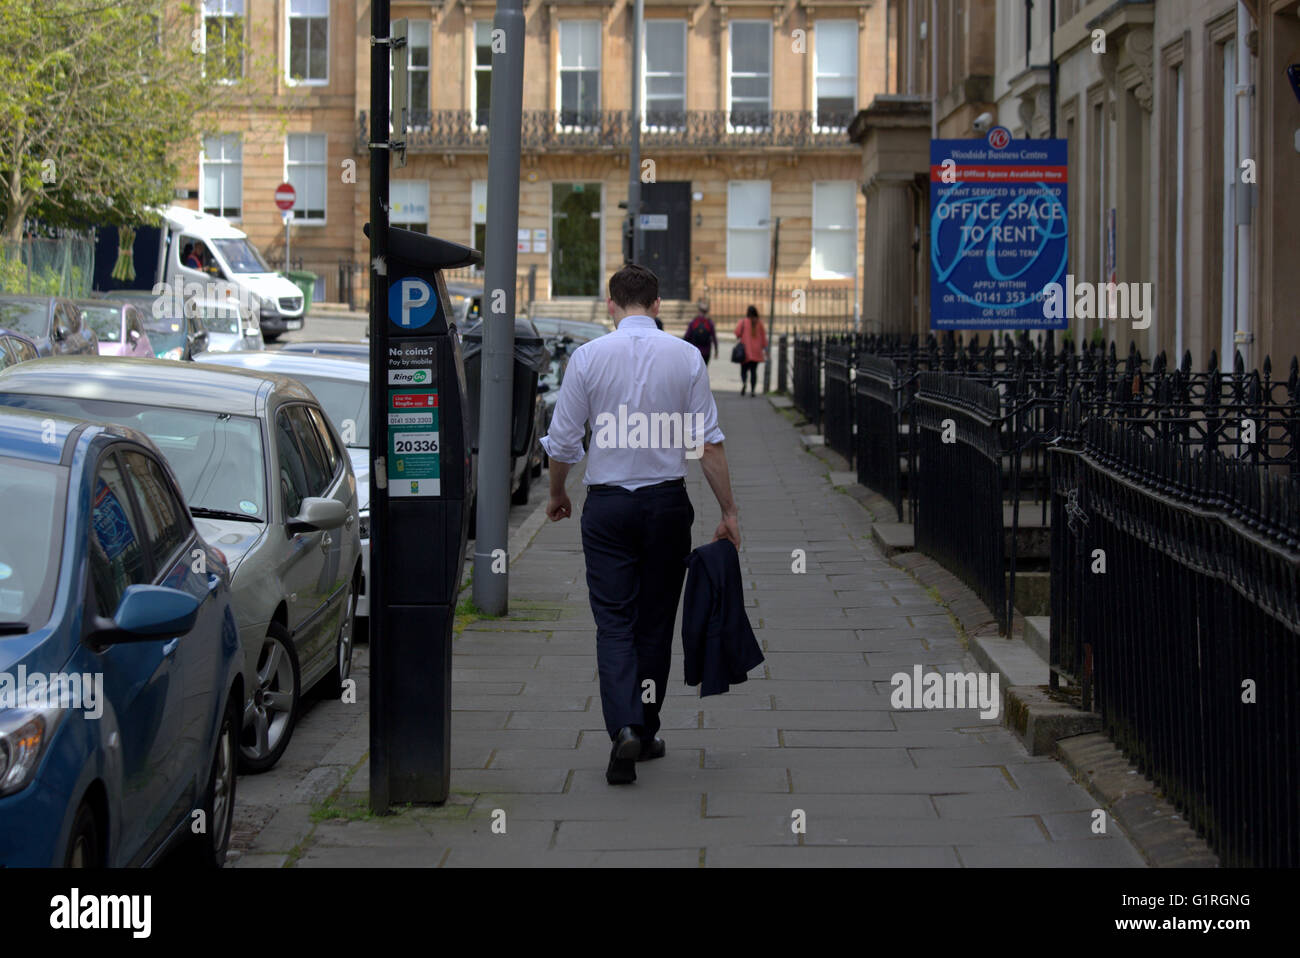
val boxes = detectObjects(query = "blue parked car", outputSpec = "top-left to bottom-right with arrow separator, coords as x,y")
0,408 -> 243,867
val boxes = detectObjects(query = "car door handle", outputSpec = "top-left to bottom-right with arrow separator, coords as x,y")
207,573 -> 221,593
162,637 -> 180,658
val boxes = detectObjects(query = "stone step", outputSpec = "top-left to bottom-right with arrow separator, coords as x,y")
1024,615 -> 1051,663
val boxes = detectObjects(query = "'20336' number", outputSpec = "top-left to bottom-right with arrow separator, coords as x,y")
394,433 -> 438,454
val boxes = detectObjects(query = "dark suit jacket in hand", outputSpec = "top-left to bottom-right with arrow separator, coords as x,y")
681,539 -> 764,696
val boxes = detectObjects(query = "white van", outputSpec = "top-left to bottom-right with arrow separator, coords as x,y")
154,206 -> 306,341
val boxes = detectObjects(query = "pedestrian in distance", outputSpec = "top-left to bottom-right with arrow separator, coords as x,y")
735,305 -> 767,396
684,299 -> 718,365
541,263 -> 742,786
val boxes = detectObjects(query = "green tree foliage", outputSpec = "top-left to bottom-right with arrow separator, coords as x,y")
0,0 -> 266,240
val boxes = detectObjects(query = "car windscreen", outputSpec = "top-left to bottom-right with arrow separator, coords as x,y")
194,306 -> 241,335
142,319 -> 186,357
0,457 -> 67,631
0,300 -> 49,340
289,375 -> 369,448
0,396 -> 266,520
79,305 -> 123,342
212,238 -> 270,274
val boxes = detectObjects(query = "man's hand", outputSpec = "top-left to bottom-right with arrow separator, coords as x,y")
713,512 -> 740,550
547,492 -> 572,521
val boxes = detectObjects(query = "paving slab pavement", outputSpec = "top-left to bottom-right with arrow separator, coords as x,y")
231,378 -> 1144,868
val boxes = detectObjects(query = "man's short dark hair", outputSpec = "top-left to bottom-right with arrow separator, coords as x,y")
608,264 -> 660,310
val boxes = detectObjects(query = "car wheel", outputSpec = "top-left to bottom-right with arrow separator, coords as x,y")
511,458 -> 532,505
64,801 -> 102,868
323,574 -> 357,699
239,623 -> 300,774
262,331 -> 280,343
188,691 -> 238,868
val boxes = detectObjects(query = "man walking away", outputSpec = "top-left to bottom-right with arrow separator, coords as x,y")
541,264 -> 742,785
684,299 -> 718,365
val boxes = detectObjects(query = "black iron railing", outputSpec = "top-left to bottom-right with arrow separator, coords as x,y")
913,371 -> 1010,632
795,324 -> 1300,866
792,334 -> 822,427
1050,404 -> 1300,868
823,340 -> 855,463
358,109 -> 857,153
855,354 -> 914,521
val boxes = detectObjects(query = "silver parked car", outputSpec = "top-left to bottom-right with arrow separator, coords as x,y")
197,351 -> 372,626
0,357 -> 362,773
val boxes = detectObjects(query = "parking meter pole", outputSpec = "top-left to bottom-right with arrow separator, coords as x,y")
473,0 -> 525,618
367,0 -> 393,813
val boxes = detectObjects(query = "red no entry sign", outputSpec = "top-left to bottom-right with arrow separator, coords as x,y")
274,182 -> 296,211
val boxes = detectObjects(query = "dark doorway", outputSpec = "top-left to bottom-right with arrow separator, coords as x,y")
640,181 -> 691,300
552,183 -> 602,297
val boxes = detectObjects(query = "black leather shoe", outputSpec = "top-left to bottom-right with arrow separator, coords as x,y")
606,726 -> 641,784
637,737 -> 666,762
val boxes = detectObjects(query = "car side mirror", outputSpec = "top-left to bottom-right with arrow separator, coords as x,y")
89,584 -> 201,646
287,496 -> 347,533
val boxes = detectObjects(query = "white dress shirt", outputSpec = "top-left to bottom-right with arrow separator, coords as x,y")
540,315 -> 726,490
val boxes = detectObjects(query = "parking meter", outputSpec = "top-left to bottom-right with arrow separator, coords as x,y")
368,224 -> 478,807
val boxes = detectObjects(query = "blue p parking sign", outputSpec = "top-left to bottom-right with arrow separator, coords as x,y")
389,277 -> 438,330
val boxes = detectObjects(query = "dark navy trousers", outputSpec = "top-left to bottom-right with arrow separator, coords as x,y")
580,480 -> 694,741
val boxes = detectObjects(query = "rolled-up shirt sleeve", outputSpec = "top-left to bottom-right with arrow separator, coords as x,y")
688,354 -> 726,446
539,352 -> 590,464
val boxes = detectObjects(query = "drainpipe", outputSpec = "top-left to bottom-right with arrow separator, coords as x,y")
1049,0 -> 1057,138
1234,0 -> 1253,370
907,0 -> 916,94
930,0 -> 938,139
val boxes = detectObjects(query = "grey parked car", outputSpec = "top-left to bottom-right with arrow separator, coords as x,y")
0,295 -> 98,356
0,357 -> 363,773
197,351 -> 372,627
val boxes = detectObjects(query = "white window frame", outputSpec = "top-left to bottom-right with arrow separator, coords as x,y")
200,134 -> 242,222
727,20 -> 771,133
284,133 -> 327,224
473,20 -> 494,129
471,179 -> 488,258
286,0 -> 330,86
557,20 -> 601,131
388,20 -> 431,131
811,181 -> 856,280
201,0 -> 245,84
726,180 -> 771,278
391,180 -> 429,233
642,19 -> 686,131
813,20 -> 857,132
407,20 -> 431,128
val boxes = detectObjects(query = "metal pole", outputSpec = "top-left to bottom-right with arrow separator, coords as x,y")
1048,0 -> 1057,139
763,217 -> 780,393
628,0 -> 644,264
473,0 -> 525,617
284,214 -> 291,272
366,0 -> 391,813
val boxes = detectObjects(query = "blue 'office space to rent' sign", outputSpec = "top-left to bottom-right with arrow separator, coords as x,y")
929,128 -> 1069,330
